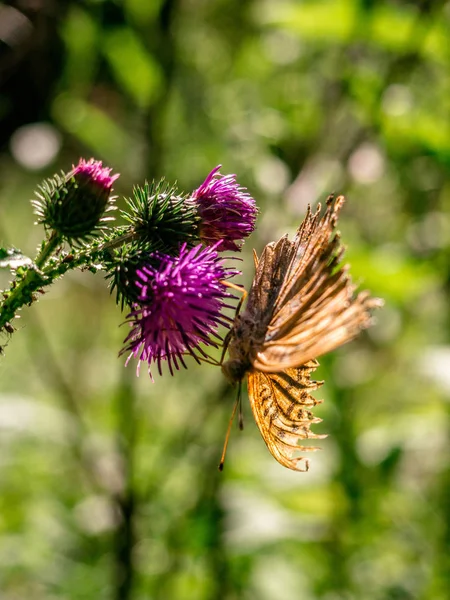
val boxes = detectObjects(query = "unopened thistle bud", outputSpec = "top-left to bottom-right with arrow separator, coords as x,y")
105,244 -> 150,310
32,158 -> 119,244
122,181 -> 199,255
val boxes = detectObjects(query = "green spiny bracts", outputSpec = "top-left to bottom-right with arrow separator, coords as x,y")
103,243 -> 158,310
122,180 -> 200,255
32,159 -> 118,245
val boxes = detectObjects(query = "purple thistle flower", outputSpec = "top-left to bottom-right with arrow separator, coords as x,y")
72,157 -> 119,193
122,243 -> 239,378
192,165 -> 257,251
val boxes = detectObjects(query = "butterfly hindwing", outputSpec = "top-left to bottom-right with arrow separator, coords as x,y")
247,363 -> 326,472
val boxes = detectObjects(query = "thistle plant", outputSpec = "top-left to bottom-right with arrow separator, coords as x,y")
0,159 -> 257,372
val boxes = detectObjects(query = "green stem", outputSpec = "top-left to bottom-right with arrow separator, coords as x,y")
35,231 -> 62,269
113,368 -> 137,600
0,232 -> 62,329
101,231 -> 139,252
0,226 -> 140,331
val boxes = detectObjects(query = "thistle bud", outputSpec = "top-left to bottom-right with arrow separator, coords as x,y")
122,180 -> 199,254
32,158 -> 119,244
105,244 -> 150,310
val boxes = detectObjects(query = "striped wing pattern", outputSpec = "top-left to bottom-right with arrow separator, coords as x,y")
247,363 -> 326,471
252,195 -> 382,372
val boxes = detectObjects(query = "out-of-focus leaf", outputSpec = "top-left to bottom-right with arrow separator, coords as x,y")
262,0 -> 448,64
103,28 -> 163,109
346,247 -> 439,303
125,0 -> 164,23
260,0 -> 354,41
61,7 -> 98,92
382,112 -> 450,156
51,94 -> 135,168
0,248 -> 33,269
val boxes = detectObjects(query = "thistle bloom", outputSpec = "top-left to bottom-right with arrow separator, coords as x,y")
32,158 -> 119,243
192,165 -> 257,251
122,243 -> 238,378
72,157 -> 119,192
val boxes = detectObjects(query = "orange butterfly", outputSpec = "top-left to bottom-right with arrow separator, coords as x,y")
221,195 -> 382,471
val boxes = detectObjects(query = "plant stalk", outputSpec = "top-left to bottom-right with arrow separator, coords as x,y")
0,231 -> 62,329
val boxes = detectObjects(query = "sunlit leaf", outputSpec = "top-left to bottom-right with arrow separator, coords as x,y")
103,28 -> 163,108
346,247 -> 439,303
61,6 -> 99,92
52,93 -> 134,166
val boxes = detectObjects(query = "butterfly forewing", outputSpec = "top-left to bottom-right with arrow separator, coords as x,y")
251,196 -> 381,371
272,196 -> 343,311
245,236 -> 294,328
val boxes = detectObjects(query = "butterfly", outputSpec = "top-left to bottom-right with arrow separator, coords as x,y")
221,194 -> 382,471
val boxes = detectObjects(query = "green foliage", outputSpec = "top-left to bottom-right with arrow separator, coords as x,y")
103,28 -> 163,108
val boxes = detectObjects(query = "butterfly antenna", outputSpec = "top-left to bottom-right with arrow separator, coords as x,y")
219,385 -> 241,471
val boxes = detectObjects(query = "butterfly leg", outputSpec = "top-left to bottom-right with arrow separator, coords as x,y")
220,280 -> 248,314
238,391 -> 244,431
218,381 -> 242,471
219,329 -> 233,365
219,281 -> 248,365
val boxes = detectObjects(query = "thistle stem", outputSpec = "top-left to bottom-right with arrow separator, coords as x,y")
0,232 -> 62,329
0,226 -> 142,332
35,231 -> 62,268
101,231 -> 139,253
113,369 -> 137,600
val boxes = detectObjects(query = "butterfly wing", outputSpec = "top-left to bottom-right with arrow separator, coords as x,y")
225,194 -> 381,471
251,195 -> 382,371
247,363 -> 326,471
244,235 -> 295,330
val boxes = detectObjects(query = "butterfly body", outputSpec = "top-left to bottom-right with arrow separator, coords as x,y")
221,195 -> 382,471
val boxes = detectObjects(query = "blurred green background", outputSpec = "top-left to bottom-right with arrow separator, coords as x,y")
0,0 -> 449,598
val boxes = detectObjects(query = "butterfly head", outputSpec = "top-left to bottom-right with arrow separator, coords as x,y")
221,357 -> 250,384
